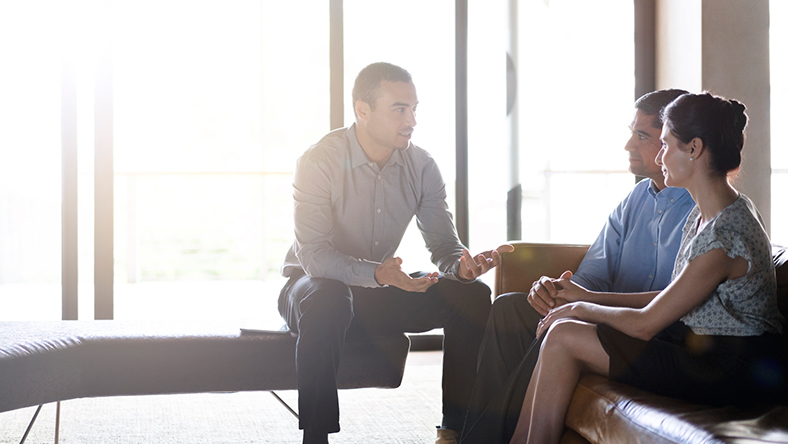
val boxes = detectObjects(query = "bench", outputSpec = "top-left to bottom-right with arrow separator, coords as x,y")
0,320 -> 410,441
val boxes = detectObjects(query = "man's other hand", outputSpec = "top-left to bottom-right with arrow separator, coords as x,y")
528,270 -> 573,316
457,244 -> 515,281
375,257 -> 439,292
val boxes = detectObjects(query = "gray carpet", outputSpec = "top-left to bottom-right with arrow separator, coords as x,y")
0,351 -> 443,444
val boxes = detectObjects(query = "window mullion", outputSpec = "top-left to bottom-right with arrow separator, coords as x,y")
62,60 -> 78,321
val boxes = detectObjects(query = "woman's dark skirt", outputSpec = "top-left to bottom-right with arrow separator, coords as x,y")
598,321 -> 787,407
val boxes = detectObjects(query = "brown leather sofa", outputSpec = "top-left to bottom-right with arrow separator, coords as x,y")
495,242 -> 788,444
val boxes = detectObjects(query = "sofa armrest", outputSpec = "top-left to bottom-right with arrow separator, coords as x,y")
495,242 -> 590,297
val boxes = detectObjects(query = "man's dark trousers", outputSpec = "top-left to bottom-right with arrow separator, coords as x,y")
278,271 -> 491,435
460,291 -> 544,443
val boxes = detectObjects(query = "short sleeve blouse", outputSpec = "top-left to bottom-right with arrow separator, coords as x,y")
673,194 -> 783,336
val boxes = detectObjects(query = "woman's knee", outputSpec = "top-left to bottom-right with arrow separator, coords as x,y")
542,320 -> 608,374
541,320 -> 592,356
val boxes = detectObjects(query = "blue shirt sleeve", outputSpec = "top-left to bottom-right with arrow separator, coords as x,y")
570,189 -> 631,292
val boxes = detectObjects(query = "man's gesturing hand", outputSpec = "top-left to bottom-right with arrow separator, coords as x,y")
374,257 -> 439,292
457,244 -> 515,281
528,270 -> 573,316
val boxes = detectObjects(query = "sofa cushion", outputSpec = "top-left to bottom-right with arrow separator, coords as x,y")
566,374 -> 788,444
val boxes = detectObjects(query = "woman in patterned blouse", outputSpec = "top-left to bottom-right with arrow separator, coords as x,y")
507,93 -> 785,444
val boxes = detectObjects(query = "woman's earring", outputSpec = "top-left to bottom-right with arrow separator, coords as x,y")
690,157 -> 694,161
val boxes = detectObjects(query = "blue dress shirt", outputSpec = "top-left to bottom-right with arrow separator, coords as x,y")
571,178 -> 695,293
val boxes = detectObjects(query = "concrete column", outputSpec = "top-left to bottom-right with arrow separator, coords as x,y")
702,0 -> 770,233
656,0 -> 771,233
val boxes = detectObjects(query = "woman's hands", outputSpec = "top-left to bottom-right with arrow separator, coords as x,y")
536,301 -> 590,338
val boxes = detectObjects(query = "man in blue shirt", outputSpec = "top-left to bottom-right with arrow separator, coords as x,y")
460,89 -> 693,442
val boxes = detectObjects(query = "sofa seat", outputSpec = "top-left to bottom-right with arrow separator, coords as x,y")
567,374 -> 788,443
0,320 -> 410,414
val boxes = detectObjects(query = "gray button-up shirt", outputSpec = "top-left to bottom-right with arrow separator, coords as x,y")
281,124 -> 467,288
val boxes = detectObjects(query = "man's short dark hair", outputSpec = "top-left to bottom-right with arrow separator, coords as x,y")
634,89 -> 689,128
352,62 -> 412,114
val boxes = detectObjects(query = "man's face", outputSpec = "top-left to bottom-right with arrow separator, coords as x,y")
361,81 -> 418,151
624,110 -> 665,187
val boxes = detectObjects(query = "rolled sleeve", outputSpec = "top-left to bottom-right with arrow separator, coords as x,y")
416,159 -> 466,279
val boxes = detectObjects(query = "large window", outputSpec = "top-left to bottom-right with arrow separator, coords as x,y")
517,0 -> 635,245
468,0 -> 635,251
15,2 -> 773,322
2,1 -> 330,322
771,0 -> 787,245
0,2 -> 63,320
111,0 -> 328,320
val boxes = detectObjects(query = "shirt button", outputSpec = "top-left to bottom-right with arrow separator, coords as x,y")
377,208 -> 381,213
654,242 -> 657,247
378,175 -> 382,180
658,209 -> 663,214
374,241 -> 379,246
649,275 -> 654,279
670,199 -> 675,203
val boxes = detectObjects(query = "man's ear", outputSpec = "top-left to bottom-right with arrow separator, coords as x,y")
355,100 -> 371,122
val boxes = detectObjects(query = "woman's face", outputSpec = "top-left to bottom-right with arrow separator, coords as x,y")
656,122 -> 693,188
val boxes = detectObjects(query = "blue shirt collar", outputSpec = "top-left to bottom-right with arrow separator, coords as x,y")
647,179 -> 690,201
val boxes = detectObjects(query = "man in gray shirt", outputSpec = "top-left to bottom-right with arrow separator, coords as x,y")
280,62 -> 512,444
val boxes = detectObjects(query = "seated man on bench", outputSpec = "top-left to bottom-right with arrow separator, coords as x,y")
278,62 -> 512,444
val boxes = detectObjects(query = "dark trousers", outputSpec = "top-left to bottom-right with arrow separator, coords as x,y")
460,292 -> 543,444
278,271 -> 491,434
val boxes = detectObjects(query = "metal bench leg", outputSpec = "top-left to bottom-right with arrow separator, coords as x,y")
54,401 -> 61,444
269,391 -> 299,419
19,404 -> 43,444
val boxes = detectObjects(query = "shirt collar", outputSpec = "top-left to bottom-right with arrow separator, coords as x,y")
346,123 -> 407,169
346,124 -> 371,169
648,179 -> 690,201
388,147 -> 406,167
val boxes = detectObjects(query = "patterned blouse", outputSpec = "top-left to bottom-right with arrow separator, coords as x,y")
673,194 -> 784,336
